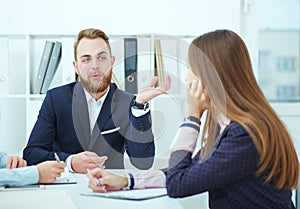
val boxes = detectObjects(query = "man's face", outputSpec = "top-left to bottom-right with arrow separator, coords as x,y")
73,37 -> 115,94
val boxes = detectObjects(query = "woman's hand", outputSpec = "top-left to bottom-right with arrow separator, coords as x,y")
186,79 -> 210,119
87,168 -> 128,192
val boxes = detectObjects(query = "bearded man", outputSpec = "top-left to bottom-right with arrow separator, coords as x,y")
23,28 -> 171,173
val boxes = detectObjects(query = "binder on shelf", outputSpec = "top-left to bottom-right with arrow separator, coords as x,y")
40,41 -> 62,94
154,39 -> 165,87
33,41 -> 55,94
124,38 -> 138,94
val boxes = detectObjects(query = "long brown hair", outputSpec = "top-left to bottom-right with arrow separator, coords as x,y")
188,29 -> 299,189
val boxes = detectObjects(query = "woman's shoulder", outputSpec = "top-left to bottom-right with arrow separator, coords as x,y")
220,122 -> 255,147
223,122 -> 249,137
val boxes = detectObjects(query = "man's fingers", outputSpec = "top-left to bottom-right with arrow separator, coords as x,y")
156,75 -> 171,91
163,75 -> 171,90
99,156 -> 108,161
146,76 -> 158,88
84,152 -> 107,168
84,151 -> 97,157
94,156 -> 107,168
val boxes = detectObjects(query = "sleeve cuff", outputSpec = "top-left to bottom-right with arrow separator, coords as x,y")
123,173 -> 135,190
66,155 -> 74,173
131,107 -> 150,117
170,120 -> 200,153
131,170 -> 166,189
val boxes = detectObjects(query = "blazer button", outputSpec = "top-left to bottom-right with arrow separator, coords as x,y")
139,123 -> 144,132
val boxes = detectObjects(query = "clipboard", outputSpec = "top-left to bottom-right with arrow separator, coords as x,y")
41,169 -> 77,185
0,184 -> 46,191
81,188 -> 167,201
51,169 -> 77,184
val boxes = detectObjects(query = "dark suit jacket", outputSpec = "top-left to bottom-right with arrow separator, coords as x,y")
23,82 -> 155,169
166,122 -> 294,209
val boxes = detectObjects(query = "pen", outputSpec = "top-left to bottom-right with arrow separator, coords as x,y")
54,152 -> 60,162
87,169 -> 100,186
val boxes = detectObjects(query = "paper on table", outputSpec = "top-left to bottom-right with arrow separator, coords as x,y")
53,168 -> 76,184
81,188 -> 167,200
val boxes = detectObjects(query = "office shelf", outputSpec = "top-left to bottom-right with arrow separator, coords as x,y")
0,33 -> 194,157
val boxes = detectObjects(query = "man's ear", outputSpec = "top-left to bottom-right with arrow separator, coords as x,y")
111,56 -> 115,67
73,61 -> 79,75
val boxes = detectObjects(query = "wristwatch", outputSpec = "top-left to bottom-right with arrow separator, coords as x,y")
132,100 -> 149,111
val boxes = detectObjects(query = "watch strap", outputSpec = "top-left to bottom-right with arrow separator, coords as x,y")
132,100 -> 149,111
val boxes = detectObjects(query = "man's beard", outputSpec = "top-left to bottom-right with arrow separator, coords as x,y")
80,70 -> 112,94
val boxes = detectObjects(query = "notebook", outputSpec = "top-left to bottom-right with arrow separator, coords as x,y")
81,188 -> 167,200
52,169 -> 77,184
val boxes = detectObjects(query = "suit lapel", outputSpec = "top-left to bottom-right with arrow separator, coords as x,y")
88,123 -> 101,150
88,83 -> 118,150
72,82 -> 91,150
97,84 -> 118,131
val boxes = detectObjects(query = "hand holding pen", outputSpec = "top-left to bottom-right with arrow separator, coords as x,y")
54,152 -> 61,162
87,168 -> 107,192
35,153 -> 66,184
86,168 -> 129,193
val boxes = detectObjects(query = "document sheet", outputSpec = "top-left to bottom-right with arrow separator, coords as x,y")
81,188 -> 167,200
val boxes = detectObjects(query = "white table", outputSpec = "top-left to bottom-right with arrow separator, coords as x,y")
48,172 -> 208,209
0,170 -> 209,209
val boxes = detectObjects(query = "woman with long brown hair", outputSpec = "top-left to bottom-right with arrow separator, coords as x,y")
166,29 -> 299,209
87,29 -> 299,209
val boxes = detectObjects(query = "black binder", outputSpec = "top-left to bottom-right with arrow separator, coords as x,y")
124,38 -> 138,94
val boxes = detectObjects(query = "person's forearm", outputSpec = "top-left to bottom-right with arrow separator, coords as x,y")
170,119 -> 200,153
126,118 -> 155,170
130,170 -> 166,189
0,166 -> 39,187
0,152 -> 8,168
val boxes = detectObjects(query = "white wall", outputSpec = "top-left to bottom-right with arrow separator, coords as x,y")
0,0 -> 240,35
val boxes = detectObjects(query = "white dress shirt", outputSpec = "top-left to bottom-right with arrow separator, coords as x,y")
85,88 -> 108,133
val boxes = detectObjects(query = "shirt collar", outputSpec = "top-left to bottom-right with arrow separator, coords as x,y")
218,114 -> 231,134
84,86 -> 110,105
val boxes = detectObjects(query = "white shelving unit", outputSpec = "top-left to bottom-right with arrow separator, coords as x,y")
0,34 -> 76,155
0,34 -> 194,161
